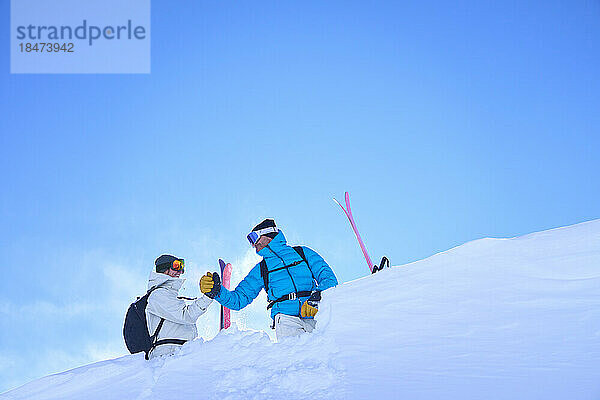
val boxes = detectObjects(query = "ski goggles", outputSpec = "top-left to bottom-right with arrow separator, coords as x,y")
171,259 -> 185,272
157,259 -> 185,272
247,227 -> 278,245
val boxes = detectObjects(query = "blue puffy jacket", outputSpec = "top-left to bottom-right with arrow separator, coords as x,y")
214,231 -> 338,319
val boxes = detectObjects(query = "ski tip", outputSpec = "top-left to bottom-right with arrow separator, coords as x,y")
218,259 -> 226,268
333,192 -> 349,199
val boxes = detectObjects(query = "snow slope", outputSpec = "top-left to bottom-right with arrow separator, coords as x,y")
3,220 -> 600,400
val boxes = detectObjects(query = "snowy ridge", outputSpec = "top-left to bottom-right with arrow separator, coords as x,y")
3,220 -> 600,400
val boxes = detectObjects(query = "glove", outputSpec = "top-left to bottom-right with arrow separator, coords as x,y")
200,272 -> 221,299
301,301 -> 318,317
300,291 -> 321,318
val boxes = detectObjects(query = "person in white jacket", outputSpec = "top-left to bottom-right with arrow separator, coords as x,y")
145,254 -> 213,359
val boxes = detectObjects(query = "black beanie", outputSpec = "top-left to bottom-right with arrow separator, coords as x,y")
252,218 -> 278,238
155,254 -> 179,273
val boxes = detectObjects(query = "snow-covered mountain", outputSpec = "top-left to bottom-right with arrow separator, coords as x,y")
3,220 -> 600,400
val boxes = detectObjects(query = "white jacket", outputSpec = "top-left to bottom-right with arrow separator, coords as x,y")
145,271 -> 213,359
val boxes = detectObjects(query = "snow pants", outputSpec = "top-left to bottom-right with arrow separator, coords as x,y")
274,313 -> 317,341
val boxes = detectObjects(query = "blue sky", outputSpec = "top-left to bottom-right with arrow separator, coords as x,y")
1,0 -> 599,393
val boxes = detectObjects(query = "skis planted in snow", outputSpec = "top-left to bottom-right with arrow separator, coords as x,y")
218,259 -> 232,330
333,192 -> 389,274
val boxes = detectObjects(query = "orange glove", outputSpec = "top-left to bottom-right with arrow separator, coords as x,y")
301,300 -> 318,317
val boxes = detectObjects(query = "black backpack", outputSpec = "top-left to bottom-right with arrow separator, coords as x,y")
123,286 -> 167,360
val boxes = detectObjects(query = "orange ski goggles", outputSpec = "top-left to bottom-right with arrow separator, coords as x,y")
171,259 -> 185,272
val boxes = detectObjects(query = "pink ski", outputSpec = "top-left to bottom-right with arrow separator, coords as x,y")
333,192 -> 375,272
218,259 -> 232,330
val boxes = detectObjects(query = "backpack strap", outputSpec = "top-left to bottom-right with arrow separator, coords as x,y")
293,246 -> 316,283
261,259 -> 305,294
177,296 -> 197,300
152,339 -> 187,348
260,246 -> 316,301
144,284 -> 187,360
145,318 -> 169,360
266,290 -> 313,310
260,259 -> 269,293
151,318 -> 166,342
293,246 -> 306,262
145,321 -> 187,360
146,284 -> 163,296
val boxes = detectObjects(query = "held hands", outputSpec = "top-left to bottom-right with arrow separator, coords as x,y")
200,272 -> 221,299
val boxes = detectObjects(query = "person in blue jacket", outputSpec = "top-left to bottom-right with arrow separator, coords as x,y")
200,218 -> 338,340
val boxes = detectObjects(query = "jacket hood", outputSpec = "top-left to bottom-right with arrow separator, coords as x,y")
257,230 -> 288,258
148,270 -> 185,291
